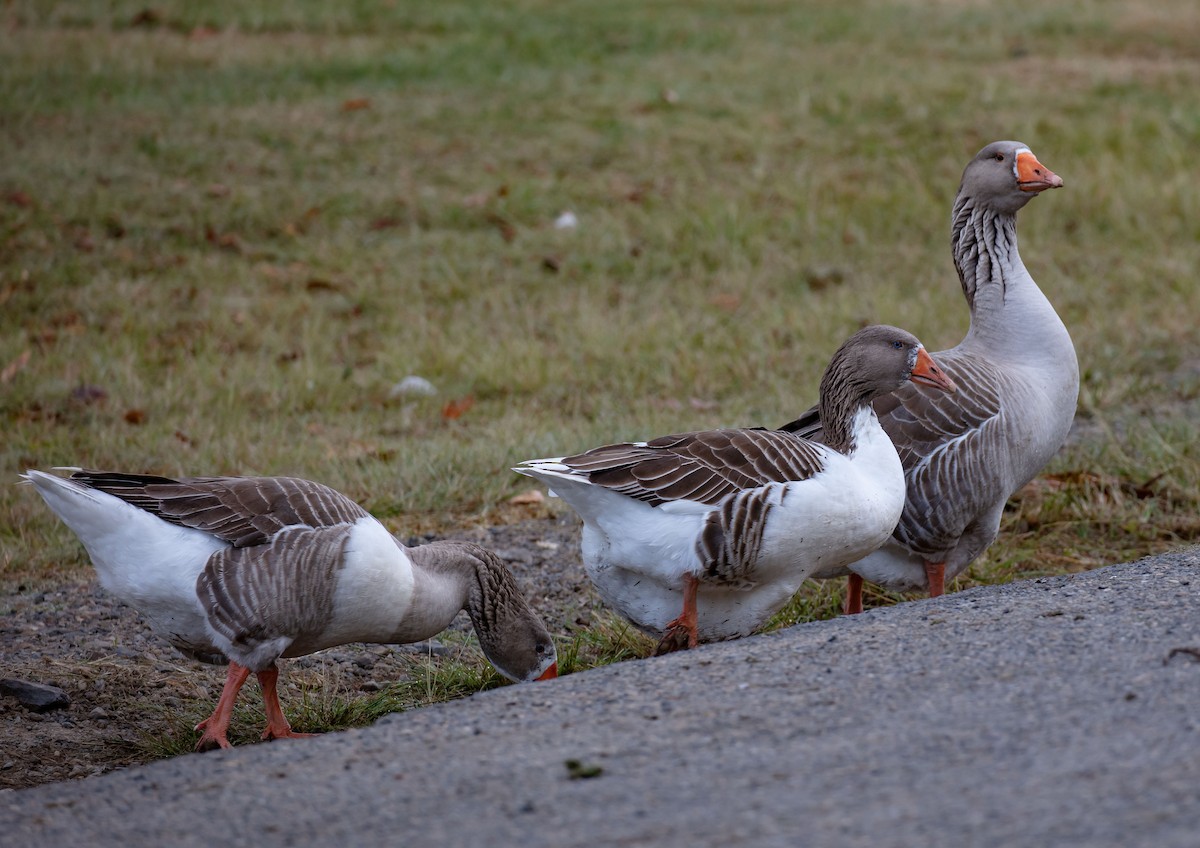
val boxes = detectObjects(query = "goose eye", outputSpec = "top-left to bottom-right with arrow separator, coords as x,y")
892,340 -> 904,349
994,152 -> 1005,161
536,642 -> 549,655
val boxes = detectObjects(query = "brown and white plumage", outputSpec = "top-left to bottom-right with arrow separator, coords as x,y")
781,141 -> 1078,608
516,326 -> 958,653
24,469 -> 558,751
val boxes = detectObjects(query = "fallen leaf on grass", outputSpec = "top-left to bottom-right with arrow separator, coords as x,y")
341,98 -> 371,112
129,8 -> 162,28
805,266 -> 846,291
1,349 -> 31,384
123,409 -> 147,425
204,226 -> 242,252
441,395 -> 474,420
508,489 -> 546,506
486,212 -> 517,243
5,190 -> 33,208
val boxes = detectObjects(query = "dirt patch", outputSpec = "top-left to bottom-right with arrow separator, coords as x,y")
0,514 -> 599,792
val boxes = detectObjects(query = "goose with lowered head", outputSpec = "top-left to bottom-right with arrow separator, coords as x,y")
24,469 -> 558,751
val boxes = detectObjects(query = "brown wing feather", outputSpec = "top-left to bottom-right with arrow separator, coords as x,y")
69,471 -> 369,547
562,428 -> 829,507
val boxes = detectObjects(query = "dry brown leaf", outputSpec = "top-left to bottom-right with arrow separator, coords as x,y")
508,489 -> 546,506
341,98 -> 371,112
129,8 -> 162,28
123,409 -> 147,425
486,213 -> 517,243
441,395 -> 475,420
204,226 -> 242,252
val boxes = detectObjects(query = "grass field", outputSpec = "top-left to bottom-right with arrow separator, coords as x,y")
3,2 -> 1199,621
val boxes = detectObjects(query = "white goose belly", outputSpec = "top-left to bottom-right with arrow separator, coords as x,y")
586,443 -> 905,641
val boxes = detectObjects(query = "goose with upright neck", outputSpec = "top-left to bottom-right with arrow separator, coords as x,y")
783,141 -> 1078,610
24,469 -> 558,751
516,325 -> 957,654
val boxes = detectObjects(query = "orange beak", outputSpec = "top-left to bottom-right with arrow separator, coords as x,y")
910,347 -> 957,393
1017,150 -> 1064,192
535,662 -> 558,681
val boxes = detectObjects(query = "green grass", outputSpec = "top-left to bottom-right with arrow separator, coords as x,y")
3,0 -> 1200,731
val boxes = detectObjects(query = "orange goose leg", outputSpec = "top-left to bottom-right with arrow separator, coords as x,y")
257,664 -> 315,742
194,662 -> 252,752
843,573 -> 865,615
654,573 -> 700,655
925,561 -> 947,598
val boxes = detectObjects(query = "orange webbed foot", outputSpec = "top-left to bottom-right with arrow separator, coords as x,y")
653,573 -> 699,656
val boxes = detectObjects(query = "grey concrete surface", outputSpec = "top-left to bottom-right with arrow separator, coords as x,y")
2,548 -> 1198,847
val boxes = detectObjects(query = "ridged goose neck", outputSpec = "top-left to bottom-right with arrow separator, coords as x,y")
409,541 -> 516,630
950,191 -> 1022,317
409,540 -> 552,682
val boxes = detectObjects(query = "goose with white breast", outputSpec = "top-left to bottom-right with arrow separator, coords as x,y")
516,325 -> 958,654
24,469 -> 558,751
781,140 -> 1077,612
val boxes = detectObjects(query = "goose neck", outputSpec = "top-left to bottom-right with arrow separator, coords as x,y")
410,541 -> 519,644
817,373 -> 876,456
951,194 -> 1023,318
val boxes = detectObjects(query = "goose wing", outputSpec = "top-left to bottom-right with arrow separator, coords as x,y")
68,470 -> 370,547
560,428 -> 830,507
197,524 -> 353,667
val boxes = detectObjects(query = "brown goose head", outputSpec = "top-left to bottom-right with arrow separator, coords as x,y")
481,605 -> 559,684
465,547 -> 559,683
959,140 -> 1063,216
820,324 -> 957,419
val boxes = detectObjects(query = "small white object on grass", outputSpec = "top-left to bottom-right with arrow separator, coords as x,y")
389,375 -> 437,397
554,211 -> 578,230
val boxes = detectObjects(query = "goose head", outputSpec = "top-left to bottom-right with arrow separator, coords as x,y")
960,140 -> 1063,216
479,603 -> 559,683
821,325 -> 958,410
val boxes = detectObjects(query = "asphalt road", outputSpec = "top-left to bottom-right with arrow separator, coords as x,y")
2,548 -> 1198,847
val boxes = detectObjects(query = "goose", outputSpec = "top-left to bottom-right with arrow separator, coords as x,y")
781,140 -> 1078,612
515,325 -> 958,654
23,469 -> 558,751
